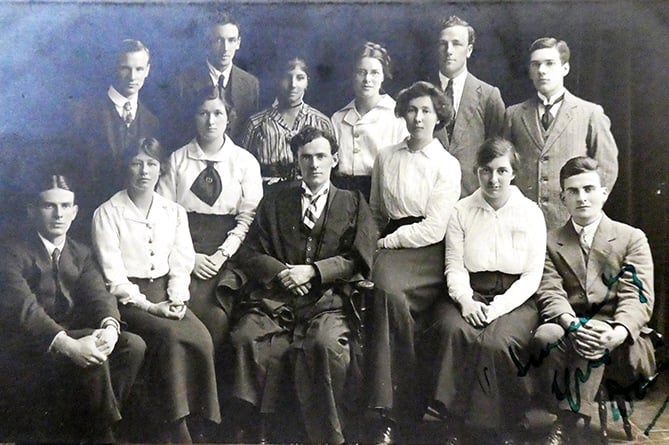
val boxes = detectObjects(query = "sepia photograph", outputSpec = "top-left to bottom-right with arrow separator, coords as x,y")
0,0 -> 668,443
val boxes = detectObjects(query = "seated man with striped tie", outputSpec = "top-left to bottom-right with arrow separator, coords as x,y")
528,157 -> 655,445
0,173 -> 146,442
226,126 -> 377,445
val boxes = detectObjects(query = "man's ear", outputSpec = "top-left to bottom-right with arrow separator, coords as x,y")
332,153 -> 339,168
601,186 -> 609,203
561,62 -> 570,77
72,204 -> 79,222
560,191 -> 566,203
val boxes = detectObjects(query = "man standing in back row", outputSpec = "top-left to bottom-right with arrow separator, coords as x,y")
171,10 -> 260,147
432,16 -> 506,197
505,37 -> 619,229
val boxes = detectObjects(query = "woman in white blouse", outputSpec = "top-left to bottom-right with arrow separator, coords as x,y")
366,81 -> 460,437
157,87 -> 263,352
425,137 -> 546,443
331,41 -> 408,199
92,138 -> 220,442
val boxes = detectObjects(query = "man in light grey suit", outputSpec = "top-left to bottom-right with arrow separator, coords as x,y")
505,38 -> 619,229
433,16 -> 506,197
170,10 -> 260,147
529,157 -> 654,445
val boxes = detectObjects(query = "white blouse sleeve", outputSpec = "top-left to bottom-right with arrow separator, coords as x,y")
156,151 -> 179,202
445,206 -> 474,304
166,205 -> 196,304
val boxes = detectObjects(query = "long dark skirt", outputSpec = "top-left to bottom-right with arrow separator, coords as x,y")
187,212 -> 237,351
427,271 -> 538,429
123,276 -> 220,424
367,242 -> 446,420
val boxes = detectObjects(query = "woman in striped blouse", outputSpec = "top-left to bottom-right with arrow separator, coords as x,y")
240,57 -> 334,189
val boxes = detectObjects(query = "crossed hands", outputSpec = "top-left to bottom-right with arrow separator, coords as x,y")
276,264 -> 316,297
568,318 -> 628,361
459,299 -> 489,328
149,301 -> 187,320
59,325 -> 119,368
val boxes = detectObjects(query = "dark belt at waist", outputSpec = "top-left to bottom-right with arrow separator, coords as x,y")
469,271 -> 521,297
381,216 -> 425,238
129,275 -> 169,304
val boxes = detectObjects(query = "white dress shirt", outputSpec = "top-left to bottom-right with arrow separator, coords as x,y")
156,137 -> 263,256
370,137 -> 461,249
207,59 -> 233,88
571,213 -> 603,249
537,87 -> 566,120
332,94 -> 408,176
107,85 -> 137,120
446,186 -> 547,322
301,181 -> 330,222
92,191 -> 195,306
439,68 -> 468,114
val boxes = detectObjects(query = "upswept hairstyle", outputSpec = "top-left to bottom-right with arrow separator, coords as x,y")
354,41 -> 393,80
475,137 -> 520,173
394,81 -> 453,131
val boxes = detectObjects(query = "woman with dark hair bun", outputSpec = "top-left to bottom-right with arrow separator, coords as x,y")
425,137 -> 546,443
240,57 -> 334,188
331,41 -> 408,199
92,137 -> 220,442
157,87 -> 263,353
366,81 -> 460,442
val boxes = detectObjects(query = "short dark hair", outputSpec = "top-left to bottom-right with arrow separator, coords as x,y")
209,10 -> 241,34
440,15 -> 476,45
529,37 -> 570,65
290,126 -> 339,157
30,173 -> 74,204
395,81 -> 453,131
475,137 -> 520,174
122,137 -> 167,175
117,39 -> 151,64
280,57 -> 309,78
354,41 -> 393,80
559,156 -> 600,189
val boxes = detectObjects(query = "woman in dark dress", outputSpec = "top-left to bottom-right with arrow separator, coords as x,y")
92,138 -> 220,442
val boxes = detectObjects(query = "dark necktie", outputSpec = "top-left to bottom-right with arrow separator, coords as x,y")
218,74 -> 226,92
51,248 -> 70,320
541,94 -> 564,130
444,79 -> 455,140
190,161 -> 222,206
303,193 -> 324,230
579,227 -> 591,257
123,101 -> 133,127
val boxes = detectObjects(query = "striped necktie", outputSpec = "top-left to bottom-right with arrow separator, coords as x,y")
51,248 -> 71,319
123,101 -> 133,127
303,193 -> 324,230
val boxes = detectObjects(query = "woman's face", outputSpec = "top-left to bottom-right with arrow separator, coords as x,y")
477,154 -> 516,206
353,56 -> 384,100
404,95 -> 439,141
279,66 -> 308,107
195,98 -> 228,142
128,152 -> 160,193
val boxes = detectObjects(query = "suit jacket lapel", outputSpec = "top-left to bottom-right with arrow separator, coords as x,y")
278,186 -> 304,238
451,74 -> 479,146
58,239 -> 76,307
519,99 -> 544,152
544,91 -> 576,153
229,65 -> 247,108
556,222 -> 588,290
102,98 -> 123,157
586,215 -> 616,290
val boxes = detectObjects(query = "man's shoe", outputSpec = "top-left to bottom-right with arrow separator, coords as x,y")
373,423 -> 394,445
542,420 -> 571,445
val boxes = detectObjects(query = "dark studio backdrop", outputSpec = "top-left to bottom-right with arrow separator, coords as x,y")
1,0 -> 668,329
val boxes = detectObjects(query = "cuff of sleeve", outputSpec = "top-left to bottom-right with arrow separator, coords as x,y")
133,298 -> 154,312
220,234 -> 243,256
100,317 -> 121,335
381,235 -> 400,250
48,330 -> 68,353
167,283 -> 191,303
485,305 -> 502,323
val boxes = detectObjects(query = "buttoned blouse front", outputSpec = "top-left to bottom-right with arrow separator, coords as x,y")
370,138 -> 461,248
445,186 -> 547,322
157,137 -> 263,252
332,94 -> 408,176
92,190 -> 195,301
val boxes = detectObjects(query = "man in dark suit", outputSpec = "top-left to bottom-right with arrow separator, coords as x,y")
0,173 -> 146,442
72,39 -> 159,220
432,16 -> 505,197
529,157 -> 654,445
505,38 -> 619,229
170,10 -> 260,146
226,126 -> 376,444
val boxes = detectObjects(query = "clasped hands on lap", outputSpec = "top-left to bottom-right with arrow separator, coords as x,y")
559,314 -> 628,360
53,325 -> 119,368
193,250 -> 228,280
276,264 -> 317,297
